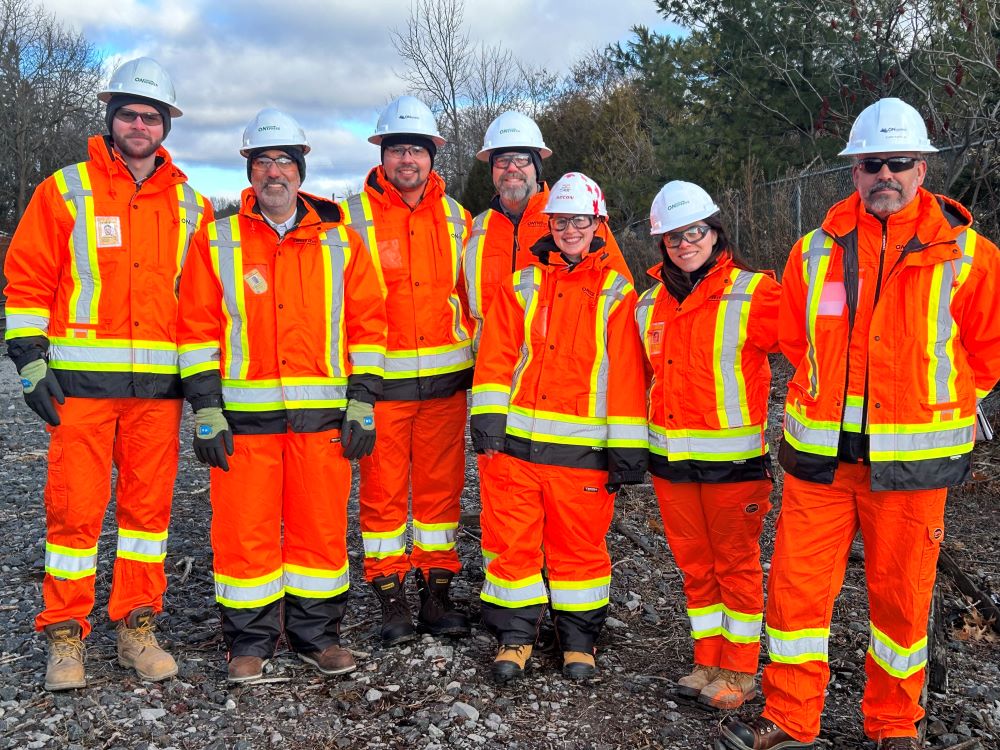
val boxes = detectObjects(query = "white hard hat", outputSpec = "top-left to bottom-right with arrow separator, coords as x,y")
543,172 -> 608,217
369,95 -> 445,147
98,57 -> 182,117
476,111 -> 552,161
240,108 -> 311,156
839,98 -> 938,156
649,181 -> 720,235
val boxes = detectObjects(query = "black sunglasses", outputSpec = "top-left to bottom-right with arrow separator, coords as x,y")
858,157 -> 920,174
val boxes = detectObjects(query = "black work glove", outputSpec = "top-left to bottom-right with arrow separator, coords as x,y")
193,407 -> 234,471
342,399 -> 376,460
19,359 -> 65,426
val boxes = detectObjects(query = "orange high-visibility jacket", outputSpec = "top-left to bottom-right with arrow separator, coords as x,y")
340,167 -> 472,401
464,185 -> 633,353
4,135 -> 212,398
177,189 -> 387,434
636,253 -> 781,483
470,237 -> 648,483
779,188 -> 1000,491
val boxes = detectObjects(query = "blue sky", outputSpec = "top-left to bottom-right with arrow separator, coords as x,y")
39,0 -> 681,200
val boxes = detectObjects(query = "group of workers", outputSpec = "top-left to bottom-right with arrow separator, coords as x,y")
4,56 -> 1000,750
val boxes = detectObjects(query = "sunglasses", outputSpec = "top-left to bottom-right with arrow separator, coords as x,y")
857,157 -> 920,174
114,108 -> 164,126
664,224 -> 711,248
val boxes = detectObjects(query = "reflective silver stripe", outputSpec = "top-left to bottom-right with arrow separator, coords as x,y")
648,425 -> 764,460
868,623 -> 927,678
350,349 -> 385,370
221,382 -> 348,410
507,409 -> 607,443
45,542 -> 98,580
222,383 -> 282,408
782,406 -> 840,455
802,230 -> 833,398
717,271 -> 755,428
383,342 -> 473,376
607,420 -> 648,446
284,564 -> 350,598
320,228 -> 348,379
5,310 -> 50,337
689,605 -> 723,638
179,344 -> 220,376
510,268 -> 540,397
766,625 -> 829,664
57,164 -> 99,325
466,211 -> 490,352
548,578 -> 611,611
481,572 -> 548,608
116,529 -> 168,562
211,217 -> 247,380
471,386 -> 510,413
215,571 -> 284,608
722,608 -> 763,643
928,230 -> 971,405
441,195 -> 470,343
362,526 -> 407,558
49,341 -> 178,370
591,273 -> 630,418
176,183 -> 205,271
413,522 -> 457,551
869,422 -> 975,459
843,397 -> 864,432
283,383 -> 348,404
344,194 -> 374,239
635,285 -> 661,342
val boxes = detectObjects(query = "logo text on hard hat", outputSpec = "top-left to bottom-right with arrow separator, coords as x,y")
399,115 -> 419,120
879,127 -> 906,133
134,77 -> 157,87
499,128 -> 520,134
666,200 -> 690,210
259,125 -> 280,132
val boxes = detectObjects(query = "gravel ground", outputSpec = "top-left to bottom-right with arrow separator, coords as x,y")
1,351 -> 998,750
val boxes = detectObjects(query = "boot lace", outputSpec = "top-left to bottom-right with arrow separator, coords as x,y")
498,644 -> 530,660
51,635 -> 84,662
122,619 -> 158,649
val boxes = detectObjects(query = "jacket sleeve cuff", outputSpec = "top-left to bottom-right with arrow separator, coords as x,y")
608,469 -> 647,486
7,335 -> 49,372
347,374 -> 381,404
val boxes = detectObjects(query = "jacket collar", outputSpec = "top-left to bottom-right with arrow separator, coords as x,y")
88,134 -> 185,193
238,187 -> 343,231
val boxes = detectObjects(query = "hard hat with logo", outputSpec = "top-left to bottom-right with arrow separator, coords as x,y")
839,98 -> 938,156
369,95 -> 446,147
649,181 -> 720,235
543,172 -> 607,217
98,57 -> 182,117
477,111 -> 552,161
240,108 -> 311,156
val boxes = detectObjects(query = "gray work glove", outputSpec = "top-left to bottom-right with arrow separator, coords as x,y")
341,399 -> 376,460
19,359 -> 65,427
193,407 -> 234,471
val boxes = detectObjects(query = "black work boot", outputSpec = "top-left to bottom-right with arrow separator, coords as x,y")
371,573 -> 416,647
415,568 -> 471,637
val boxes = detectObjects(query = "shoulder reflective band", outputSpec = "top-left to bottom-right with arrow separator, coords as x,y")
214,568 -> 284,609
45,541 -> 98,580
713,269 -> 763,429
441,195 -> 471,344
116,528 -> 168,563
766,624 -> 830,664
54,163 -> 101,327
209,216 -> 250,381
283,561 -> 349,599
926,230 -> 974,408
342,192 -> 386,297
362,523 -> 407,559
465,210 -> 492,352
549,576 -> 611,612
481,570 -> 548,608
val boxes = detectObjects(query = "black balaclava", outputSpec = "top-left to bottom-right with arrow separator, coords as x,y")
105,93 -> 172,138
380,134 -> 437,166
245,146 -> 306,181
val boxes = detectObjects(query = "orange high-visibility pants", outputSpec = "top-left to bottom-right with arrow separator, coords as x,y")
210,429 -> 352,656
652,477 -> 771,674
762,462 -> 946,743
479,452 -> 614,651
36,397 -> 182,636
358,391 -> 467,580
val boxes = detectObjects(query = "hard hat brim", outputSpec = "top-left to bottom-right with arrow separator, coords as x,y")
475,145 -> 553,162
97,90 -> 183,117
369,133 -> 447,147
838,144 -> 938,156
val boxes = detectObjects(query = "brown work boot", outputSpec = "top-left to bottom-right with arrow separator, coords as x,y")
43,621 -> 86,691
876,738 -> 919,749
676,663 -> 720,697
227,655 -> 267,683
116,607 -> 177,681
298,644 -> 357,676
492,643 -> 532,684
717,715 -> 813,749
699,668 -> 756,709
562,650 -> 597,680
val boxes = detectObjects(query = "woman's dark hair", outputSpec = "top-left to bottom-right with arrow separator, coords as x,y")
658,212 -> 759,301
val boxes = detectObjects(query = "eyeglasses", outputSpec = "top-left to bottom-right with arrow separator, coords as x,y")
663,224 -> 712,248
385,145 -> 428,158
549,215 -> 596,231
493,154 -> 533,169
251,155 -> 298,172
114,108 -> 164,126
857,157 -> 920,174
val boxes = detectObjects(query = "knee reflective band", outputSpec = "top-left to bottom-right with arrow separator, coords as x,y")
116,529 -> 168,563
46,542 -> 98,580
481,571 -> 548,608
868,623 -> 927,679
363,524 -> 407,560
215,569 -> 284,609
766,625 -> 830,665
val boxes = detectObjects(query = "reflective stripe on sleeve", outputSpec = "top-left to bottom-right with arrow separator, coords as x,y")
4,307 -> 51,339
179,342 -> 221,377
471,384 -> 510,415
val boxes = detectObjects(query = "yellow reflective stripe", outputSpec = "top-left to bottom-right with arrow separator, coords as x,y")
471,384 -> 510,415
648,422 -> 766,461
117,528 -> 168,563
4,307 -> 51,339
45,541 -> 98,580
215,568 -> 284,608
210,216 -> 251,381
48,338 -> 179,373
383,341 -> 473,378
868,622 -> 927,679
441,196 -> 471,343
362,524 -> 407,558
221,378 -> 349,411
179,342 -> 221,377
349,344 -> 386,376
587,272 -> 631,418
413,520 -> 458,551
721,606 -> 763,644
868,417 -> 975,461
713,270 -> 760,428
782,401 -> 841,456
175,184 -> 206,292
766,625 -> 829,664
57,164 -> 102,327
635,284 -> 661,344
549,576 -> 611,611
510,267 -> 541,404
283,561 -> 350,599
507,405 -> 608,446
343,193 -> 387,297
480,570 -> 548,608
802,230 -> 833,399
688,603 -> 724,639
466,211 -> 491,352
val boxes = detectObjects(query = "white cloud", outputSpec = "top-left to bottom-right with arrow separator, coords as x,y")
37,0 -> 679,198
